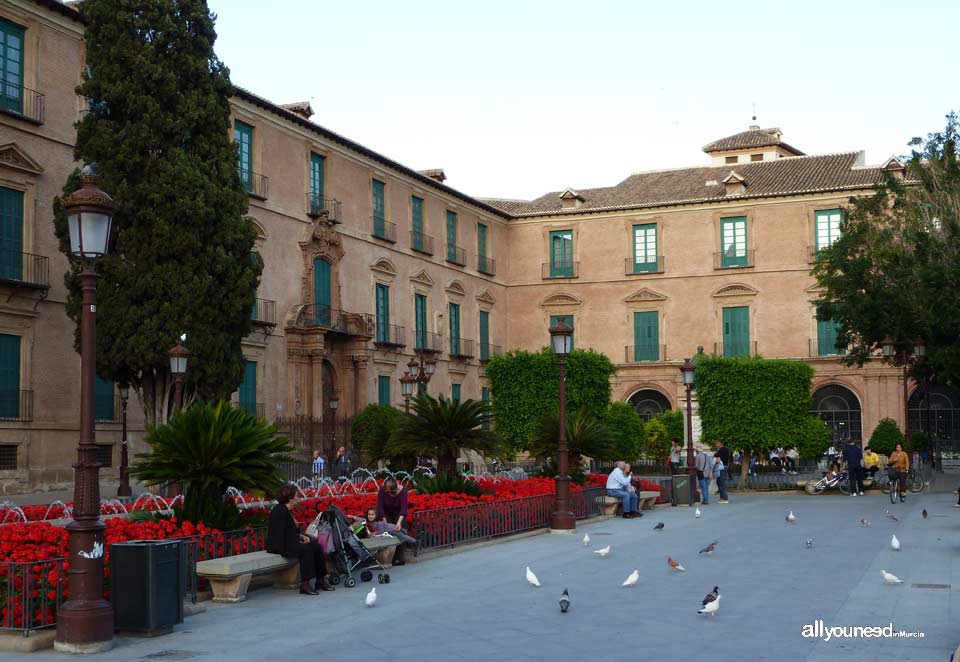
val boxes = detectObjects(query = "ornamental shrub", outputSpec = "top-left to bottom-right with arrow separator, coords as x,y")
795,417 -> 832,459
644,418 -> 671,463
868,417 -> 904,456
414,473 -> 484,497
352,403 -> 405,465
654,410 -> 684,445
604,402 -> 646,460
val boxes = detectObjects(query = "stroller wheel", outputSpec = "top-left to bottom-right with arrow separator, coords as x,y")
383,573 -> 390,584
328,574 -> 340,585
378,574 -> 385,584
345,577 -> 356,588
360,570 -> 373,582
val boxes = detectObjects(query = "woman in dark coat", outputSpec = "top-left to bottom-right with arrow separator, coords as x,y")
266,484 -> 334,594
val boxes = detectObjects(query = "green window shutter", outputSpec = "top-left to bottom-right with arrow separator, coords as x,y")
0,20 -> 25,115
451,383 -> 461,404
375,283 -> 390,343
372,179 -> 386,236
449,303 -> 460,355
233,120 -> 253,192
817,318 -> 844,356
0,333 -> 20,419
632,311 -> 659,361
815,209 -> 843,252
95,376 -> 115,422
411,196 -> 424,250
720,217 -> 747,268
477,223 -> 488,271
722,306 -> 750,357
632,224 -> 658,273
415,294 -> 427,350
310,153 -> 325,213
378,375 -> 391,405
0,187 -> 24,281
479,310 -> 490,361
549,315 -> 574,348
313,257 -> 331,325
481,387 -> 491,430
239,360 -> 257,415
549,230 -> 573,277
446,211 -> 458,261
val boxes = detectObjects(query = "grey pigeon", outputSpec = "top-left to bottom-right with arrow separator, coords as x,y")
702,586 -> 719,606
859,517 -> 871,527
654,522 -> 665,531
698,540 -> 718,555
922,508 -> 928,519
559,588 -> 570,613
885,509 -> 899,522
805,538 -> 814,548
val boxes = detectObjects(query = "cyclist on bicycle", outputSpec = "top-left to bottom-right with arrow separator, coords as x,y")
889,443 -> 910,500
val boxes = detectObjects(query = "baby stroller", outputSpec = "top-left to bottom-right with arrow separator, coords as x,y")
320,504 -> 392,587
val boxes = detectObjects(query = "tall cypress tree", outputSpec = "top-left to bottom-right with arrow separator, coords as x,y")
53,0 -> 259,424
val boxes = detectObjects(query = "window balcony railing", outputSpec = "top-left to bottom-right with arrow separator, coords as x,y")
0,252 -> 49,289
307,194 -> 342,223
809,338 -> 847,358
446,244 -> 467,266
251,298 -> 277,327
477,255 -> 496,276
0,390 -> 32,422
239,168 -> 268,199
714,250 -> 755,270
542,261 -> 578,279
374,323 -> 405,349
808,245 -> 833,264
479,343 -> 502,363
411,231 -> 434,255
414,331 -> 443,353
95,394 -> 123,424
624,344 -> 666,363
238,401 -> 266,419
0,85 -> 44,124
296,304 -> 375,337
372,216 -> 397,243
449,337 -> 475,359
625,256 -> 664,275
714,341 -> 758,358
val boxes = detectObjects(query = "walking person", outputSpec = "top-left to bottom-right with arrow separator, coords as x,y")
842,438 -> 864,496
333,445 -> 352,479
695,449 -> 712,505
714,441 -> 731,504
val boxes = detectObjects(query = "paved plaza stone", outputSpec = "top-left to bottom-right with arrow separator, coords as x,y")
10,491 -> 960,661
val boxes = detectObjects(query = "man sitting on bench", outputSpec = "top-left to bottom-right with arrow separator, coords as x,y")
606,461 -> 640,519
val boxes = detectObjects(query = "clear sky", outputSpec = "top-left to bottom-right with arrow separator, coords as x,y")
206,0 -> 959,201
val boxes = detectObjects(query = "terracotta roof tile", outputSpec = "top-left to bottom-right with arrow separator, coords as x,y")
703,127 -> 804,155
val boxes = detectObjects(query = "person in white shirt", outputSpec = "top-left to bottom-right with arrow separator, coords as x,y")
606,461 -> 639,519
312,450 -> 325,487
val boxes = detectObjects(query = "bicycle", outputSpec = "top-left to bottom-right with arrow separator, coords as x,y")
907,467 -> 925,493
889,471 -> 905,504
805,469 -> 850,495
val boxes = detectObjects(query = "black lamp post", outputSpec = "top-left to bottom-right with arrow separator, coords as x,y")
55,166 -> 115,653
881,336 -> 925,454
117,383 -> 131,498
168,338 -> 189,411
549,317 -> 575,531
406,352 -> 436,396
400,371 -> 415,413
680,358 -> 697,504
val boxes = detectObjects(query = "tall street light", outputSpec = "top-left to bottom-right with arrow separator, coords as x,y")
117,383 -> 131,498
549,317 -> 575,532
55,166 -> 115,653
400,371 -> 415,413
881,336 -> 925,455
167,339 -> 189,498
680,358 -> 697,505
406,352 -> 436,396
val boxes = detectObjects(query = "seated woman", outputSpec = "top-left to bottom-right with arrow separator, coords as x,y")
266,484 -> 334,595
377,478 -> 411,566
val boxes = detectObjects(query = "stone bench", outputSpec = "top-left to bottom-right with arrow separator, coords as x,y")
196,551 -> 299,603
603,491 -> 660,515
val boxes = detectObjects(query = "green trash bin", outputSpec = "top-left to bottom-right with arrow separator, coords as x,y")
111,539 -> 186,636
672,474 -> 694,506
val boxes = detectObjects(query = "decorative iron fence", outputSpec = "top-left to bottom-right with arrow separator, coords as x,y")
0,558 -> 66,635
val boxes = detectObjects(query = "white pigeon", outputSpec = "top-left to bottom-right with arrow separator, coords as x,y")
622,570 -> 640,587
881,570 -> 904,584
582,533 -> 590,546
697,595 -> 721,615
695,507 -> 701,518
891,534 -> 900,551
594,545 -> 611,558
365,587 -> 377,607
786,511 -> 796,523
526,566 -> 541,587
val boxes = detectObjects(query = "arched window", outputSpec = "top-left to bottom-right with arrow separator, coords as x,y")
628,389 -> 671,421
909,383 -> 960,443
810,384 -> 862,443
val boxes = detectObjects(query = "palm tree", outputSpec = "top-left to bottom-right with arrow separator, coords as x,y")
529,406 -> 616,467
131,400 -> 294,527
387,394 -> 502,476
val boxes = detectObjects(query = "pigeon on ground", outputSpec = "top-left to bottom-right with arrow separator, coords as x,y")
697,595 -> 720,616
695,508 -> 701,518
365,587 -> 377,607
805,538 -> 814,548
622,570 -> 640,587
885,510 -> 899,522
881,570 -> 904,584
699,541 -> 718,555
559,588 -> 570,613
860,517 -> 871,527
526,566 -> 541,587
891,534 -> 900,551
654,522 -> 665,531
702,586 -> 719,606
668,556 -> 686,571
582,533 -> 590,545
922,508 -> 928,519
786,511 -> 796,523
594,545 -> 611,558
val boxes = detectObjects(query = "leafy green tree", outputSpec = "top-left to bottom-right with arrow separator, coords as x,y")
352,404 -> 405,466
868,417 -> 904,456
795,417 -> 832,460
485,348 -> 616,451
604,402 -> 645,460
529,406 -> 617,466
387,395 -> 502,476
654,410 -> 684,445
52,0 -> 258,424
131,401 -> 293,528
644,418 -> 671,465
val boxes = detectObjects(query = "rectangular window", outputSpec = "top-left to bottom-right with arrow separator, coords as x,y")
722,306 -> 750,357
632,224 -> 658,273
549,230 -> 573,277
549,315 -> 574,349
720,216 -> 747,268
481,387 -> 491,431
375,283 -> 390,344
479,310 -> 490,361
477,222 -> 488,272
632,311 -> 659,361
0,333 -> 19,419
0,20 -> 25,115
411,196 -> 424,251
446,210 -> 458,262
817,318 -> 844,356
750,153 -> 763,162
451,383 -> 461,404
415,293 -> 428,350
0,187 -> 24,281
233,120 -> 253,192
372,179 -> 386,237
239,360 -> 257,415
95,376 -> 115,423
313,257 -> 331,325
449,302 -> 461,355
378,375 -> 391,405
95,444 -> 113,468
310,153 -> 325,212
815,209 -> 843,252
0,444 -> 15,470
725,155 -> 737,164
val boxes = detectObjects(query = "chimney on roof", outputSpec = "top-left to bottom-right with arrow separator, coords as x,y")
418,169 -> 447,184
722,171 -> 747,196
559,188 -> 585,209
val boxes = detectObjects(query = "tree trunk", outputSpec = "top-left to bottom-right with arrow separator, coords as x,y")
437,453 -> 458,477
136,372 -> 172,427
740,450 -> 750,490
